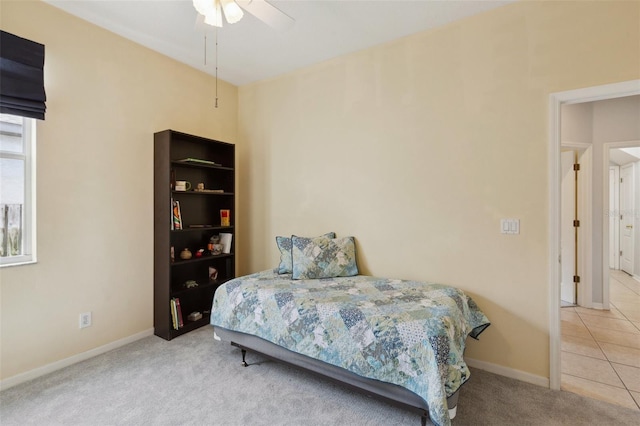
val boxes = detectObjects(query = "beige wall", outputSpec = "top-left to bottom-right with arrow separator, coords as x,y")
0,1 -> 237,380
237,1 -> 640,378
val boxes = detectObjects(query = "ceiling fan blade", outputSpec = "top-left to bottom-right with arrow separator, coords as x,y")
236,0 -> 295,31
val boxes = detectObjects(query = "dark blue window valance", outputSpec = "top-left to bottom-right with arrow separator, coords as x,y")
0,30 -> 46,120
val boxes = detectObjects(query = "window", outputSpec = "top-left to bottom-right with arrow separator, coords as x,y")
0,113 -> 35,266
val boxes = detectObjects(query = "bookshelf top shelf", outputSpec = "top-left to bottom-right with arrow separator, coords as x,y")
171,160 -> 233,171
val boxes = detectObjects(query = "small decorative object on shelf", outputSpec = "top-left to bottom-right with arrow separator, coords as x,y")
195,248 -> 205,258
180,248 -> 192,260
175,180 -> 191,191
209,267 -> 218,283
195,182 -> 205,191
170,246 -> 175,262
185,280 -> 198,288
208,235 -> 220,254
188,311 -> 203,321
220,209 -> 230,226
220,232 -> 233,254
212,244 -> 223,255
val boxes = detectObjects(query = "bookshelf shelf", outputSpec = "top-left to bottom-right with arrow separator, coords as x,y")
172,226 -> 234,233
171,253 -> 234,266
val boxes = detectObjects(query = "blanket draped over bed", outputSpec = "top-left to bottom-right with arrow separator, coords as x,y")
210,269 -> 490,426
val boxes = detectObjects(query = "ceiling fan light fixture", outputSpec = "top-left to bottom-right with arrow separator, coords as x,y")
220,0 -> 244,24
193,0 -> 223,27
194,0 -> 244,27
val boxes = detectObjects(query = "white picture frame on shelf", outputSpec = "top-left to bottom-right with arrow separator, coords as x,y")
220,232 -> 232,254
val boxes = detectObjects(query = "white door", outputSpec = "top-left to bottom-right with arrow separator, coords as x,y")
620,164 -> 634,274
609,166 -> 620,269
561,151 -> 576,305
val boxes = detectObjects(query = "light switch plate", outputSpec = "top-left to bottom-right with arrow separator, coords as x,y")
501,219 -> 520,235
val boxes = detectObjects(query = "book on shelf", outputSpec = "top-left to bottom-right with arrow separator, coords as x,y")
170,298 -> 184,330
220,232 -> 233,254
175,298 -> 184,328
170,299 -> 178,330
172,199 -> 182,230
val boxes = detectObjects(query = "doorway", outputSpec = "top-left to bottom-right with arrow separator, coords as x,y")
549,80 -> 640,391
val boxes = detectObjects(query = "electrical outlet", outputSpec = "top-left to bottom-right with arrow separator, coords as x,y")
79,312 -> 92,329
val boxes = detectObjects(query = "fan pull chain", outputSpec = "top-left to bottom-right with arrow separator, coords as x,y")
215,27 -> 219,108
203,31 -> 219,109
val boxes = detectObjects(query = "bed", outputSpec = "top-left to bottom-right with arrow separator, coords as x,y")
210,268 -> 490,426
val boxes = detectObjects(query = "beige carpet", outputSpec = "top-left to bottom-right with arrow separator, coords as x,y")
1,326 -> 639,425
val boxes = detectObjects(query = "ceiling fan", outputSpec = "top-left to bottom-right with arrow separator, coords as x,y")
192,0 -> 295,31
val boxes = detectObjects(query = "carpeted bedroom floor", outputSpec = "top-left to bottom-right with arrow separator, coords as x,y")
1,326 -> 639,425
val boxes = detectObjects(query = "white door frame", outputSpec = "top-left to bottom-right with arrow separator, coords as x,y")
548,79 -> 640,391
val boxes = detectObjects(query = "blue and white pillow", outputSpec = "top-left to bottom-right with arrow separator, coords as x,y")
276,232 -> 335,274
291,235 -> 359,280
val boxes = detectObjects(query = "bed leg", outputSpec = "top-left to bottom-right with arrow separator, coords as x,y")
241,349 -> 249,367
448,406 -> 457,419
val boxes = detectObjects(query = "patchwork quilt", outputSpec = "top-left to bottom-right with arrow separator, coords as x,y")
210,269 -> 490,426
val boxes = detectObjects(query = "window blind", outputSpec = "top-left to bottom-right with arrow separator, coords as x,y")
0,30 -> 46,120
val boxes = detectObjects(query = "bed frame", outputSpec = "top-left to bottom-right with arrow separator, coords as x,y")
214,326 -> 459,426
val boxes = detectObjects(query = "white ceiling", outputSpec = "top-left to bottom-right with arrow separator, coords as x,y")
44,0 -> 515,86
611,148 -> 640,166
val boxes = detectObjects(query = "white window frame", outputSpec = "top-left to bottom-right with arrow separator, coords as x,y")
0,116 -> 36,267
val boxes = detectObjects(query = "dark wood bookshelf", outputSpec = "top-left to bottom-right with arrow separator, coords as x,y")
154,129 -> 235,341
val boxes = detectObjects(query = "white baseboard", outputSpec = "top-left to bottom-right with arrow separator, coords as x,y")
466,357 -> 550,388
0,328 -> 154,391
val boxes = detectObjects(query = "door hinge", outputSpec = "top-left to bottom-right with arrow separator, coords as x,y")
573,163 -> 580,171
573,220 -> 580,227
620,250 -> 623,256
621,177 -> 624,183
573,275 -> 580,283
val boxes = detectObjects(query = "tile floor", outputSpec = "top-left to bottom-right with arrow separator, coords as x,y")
561,269 -> 640,411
